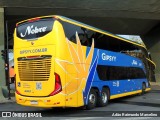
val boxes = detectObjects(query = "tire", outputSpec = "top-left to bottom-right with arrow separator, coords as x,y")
142,83 -> 146,95
97,88 -> 109,107
86,89 -> 97,110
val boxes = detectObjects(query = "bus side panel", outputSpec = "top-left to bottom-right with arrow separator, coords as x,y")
88,48 -> 150,99
55,21 -> 91,107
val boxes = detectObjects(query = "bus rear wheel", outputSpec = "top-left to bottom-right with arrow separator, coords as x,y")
86,89 -> 97,110
97,88 -> 109,107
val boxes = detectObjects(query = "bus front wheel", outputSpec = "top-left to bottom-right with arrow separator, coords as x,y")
86,89 -> 97,110
97,88 -> 109,107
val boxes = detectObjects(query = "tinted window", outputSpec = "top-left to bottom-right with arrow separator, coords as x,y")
17,18 -> 54,40
92,33 -> 139,52
97,65 -> 146,80
61,21 -> 149,60
62,21 -> 94,46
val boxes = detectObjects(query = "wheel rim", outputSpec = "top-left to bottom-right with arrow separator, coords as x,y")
102,92 -> 108,103
89,94 -> 96,104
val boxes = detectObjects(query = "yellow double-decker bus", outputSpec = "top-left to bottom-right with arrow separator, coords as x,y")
14,15 -> 155,109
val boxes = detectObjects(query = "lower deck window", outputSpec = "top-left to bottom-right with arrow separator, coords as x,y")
97,65 -> 146,80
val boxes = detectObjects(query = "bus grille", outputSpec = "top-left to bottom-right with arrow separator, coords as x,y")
17,56 -> 51,81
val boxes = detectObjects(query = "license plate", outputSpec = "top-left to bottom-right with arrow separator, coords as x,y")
30,100 -> 38,105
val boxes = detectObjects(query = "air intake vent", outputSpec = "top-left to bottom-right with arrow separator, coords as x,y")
18,55 -> 52,81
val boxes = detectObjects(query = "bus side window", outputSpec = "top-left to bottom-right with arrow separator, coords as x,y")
69,33 -> 90,46
78,33 -> 88,46
62,21 -> 91,47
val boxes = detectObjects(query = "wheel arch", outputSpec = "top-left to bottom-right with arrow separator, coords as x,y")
91,87 -> 100,96
102,86 -> 110,93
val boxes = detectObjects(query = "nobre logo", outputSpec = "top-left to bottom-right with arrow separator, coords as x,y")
20,25 -> 47,37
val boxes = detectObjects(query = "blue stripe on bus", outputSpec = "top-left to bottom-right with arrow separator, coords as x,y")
83,50 -> 99,105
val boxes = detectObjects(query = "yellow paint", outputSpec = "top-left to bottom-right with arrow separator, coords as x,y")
145,88 -> 151,92
55,32 -> 95,107
15,19 -> 94,107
